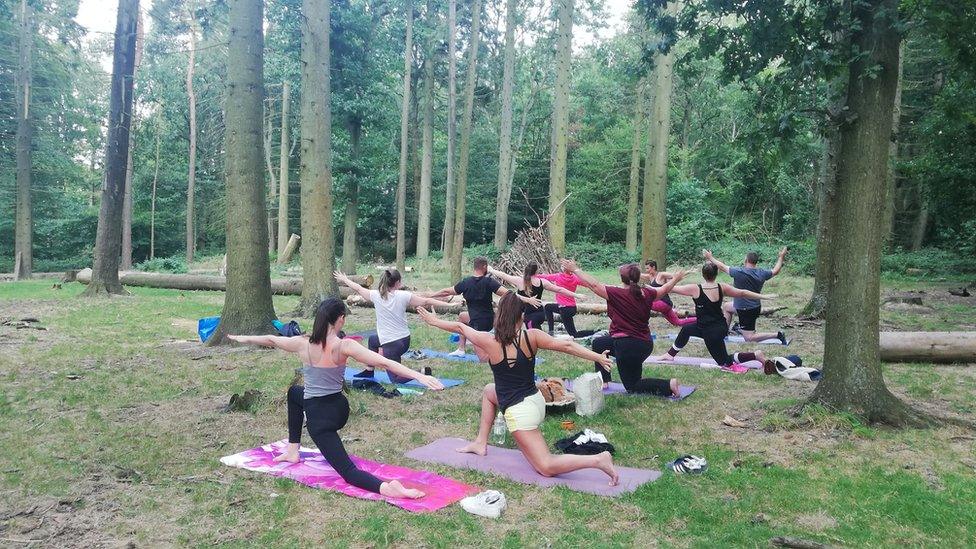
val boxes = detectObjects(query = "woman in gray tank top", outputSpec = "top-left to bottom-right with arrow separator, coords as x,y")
229,297 -> 443,500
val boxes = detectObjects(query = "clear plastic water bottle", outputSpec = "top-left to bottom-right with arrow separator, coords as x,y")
491,411 -> 507,446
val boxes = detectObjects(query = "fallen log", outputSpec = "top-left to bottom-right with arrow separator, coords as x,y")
277,233 -> 301,264
346,294 -> 462,314
0,272 -> 68,281
880,331 -> 976,364
75,268 -> 365,298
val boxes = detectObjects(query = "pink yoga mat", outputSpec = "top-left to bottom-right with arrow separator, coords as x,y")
644,355 -> 763,370
221,440 -> 479,512
564,380 -> 697,400
405,438 -> 660,497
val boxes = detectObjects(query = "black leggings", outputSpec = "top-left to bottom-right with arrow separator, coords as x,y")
367,334 -> 412,384
285,386 -> 384,494
524,309 -> 547,330
669,323 -> 757,366
544,304 -> 595,338
591,335 -> 671,396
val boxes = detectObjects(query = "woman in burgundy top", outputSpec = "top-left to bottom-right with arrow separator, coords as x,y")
562,259 -> 686,397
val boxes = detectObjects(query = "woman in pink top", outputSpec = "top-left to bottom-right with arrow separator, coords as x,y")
537,264 -> 595,338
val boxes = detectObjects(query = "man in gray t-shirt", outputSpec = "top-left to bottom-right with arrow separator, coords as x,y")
703,247 -> 788,344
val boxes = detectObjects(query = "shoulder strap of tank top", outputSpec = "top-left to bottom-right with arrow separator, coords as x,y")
519,329 -> 535,359
718,283 -> 724,300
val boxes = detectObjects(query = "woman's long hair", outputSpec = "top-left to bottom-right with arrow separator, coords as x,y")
309,297 -> 347,346
619,263 -> 643,299
493,292 -> 524,346
522,262 -> 539,293
378,268 -> 402,299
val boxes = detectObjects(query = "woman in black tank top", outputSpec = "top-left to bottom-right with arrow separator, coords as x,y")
418,293 -> 622,486
654,263 -> 776,372
488,263 -> 585,331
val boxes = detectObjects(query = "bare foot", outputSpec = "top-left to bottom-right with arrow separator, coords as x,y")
456,440 -> 488,456
595,451 -> 619,486
380,480 -> 426,499
655,353 -> 675,362
670,378 -> 681,398
603,382 -> 610,390
273,443 -> 301,464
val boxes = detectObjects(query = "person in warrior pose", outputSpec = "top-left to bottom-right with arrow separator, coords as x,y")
417,293 -> 620,486
703,247 -> 789,344
640,259 -> 696,327
229,297 -> 444,499
335,269 -> 455,382
537,262 -> 596,338
487,262 -> 586,331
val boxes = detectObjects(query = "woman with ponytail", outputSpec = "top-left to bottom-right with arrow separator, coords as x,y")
335,269 -> 455,383
487,262 -> 585,330
229,297 -> 444,499
562,259 -> 686,397
417,293 -> 620,486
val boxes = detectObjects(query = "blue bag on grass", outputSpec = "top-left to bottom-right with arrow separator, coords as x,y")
198,316 -> 220,342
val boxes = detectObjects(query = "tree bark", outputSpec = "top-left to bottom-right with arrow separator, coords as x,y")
295,0 -> 340,316
625,80 -> 646,253
340,119 -> 361,274
14,0 -> 33,281
416,14 -> 436,259
547,0 -> 573,254
493,0 -> 518,251
264,93 -> 278,253
802,128 -> 840,319
396,0 -> 414,272
881,40 -> 904,249
185,10 -> 199,264
83,0 -> 139,296
441,0 -> 457,258
150,112 -> 161,259
121,12 -> 144,270
207,0 -> 277,343
879,332 -> 976,364
449,0 -> 482,281
808,0 -> 932,427
276,81 -> 291,257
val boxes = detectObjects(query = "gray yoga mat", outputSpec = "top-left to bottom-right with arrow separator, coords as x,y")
643,355 -> 763,370
564,380 -> 697,400
405,437 -> 660,497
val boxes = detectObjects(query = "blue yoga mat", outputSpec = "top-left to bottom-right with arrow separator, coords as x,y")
343,368 -> 465,389
410,348 -> 546,364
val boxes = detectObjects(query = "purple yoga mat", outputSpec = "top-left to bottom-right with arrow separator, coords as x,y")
643,355 -> 763,370
405,438 -> 660,497
564,380 -> 697,401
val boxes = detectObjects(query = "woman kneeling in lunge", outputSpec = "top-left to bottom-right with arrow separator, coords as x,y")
417,293 -> 620,486
229,297 -> 444,499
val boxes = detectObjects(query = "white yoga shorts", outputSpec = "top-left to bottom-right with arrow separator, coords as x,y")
503,391 -> 546,432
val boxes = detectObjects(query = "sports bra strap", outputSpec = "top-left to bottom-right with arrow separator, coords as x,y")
521,329 -> 535,358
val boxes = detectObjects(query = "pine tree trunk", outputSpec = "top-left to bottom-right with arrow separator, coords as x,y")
185,13 -> 199,264
625,80 -> 646,253
208,0 -> 277,343
121,13 -> 144,270
416,20 -> 435,259
276,81 -> 291,257
14,0 -> 33,281
341,120 -> 361,274
547,0 -> 573,254
493,0 -> 518,251
85,0 -> 138,296
808,0 -> 932,427
641,7 -> 676,265
449,0 -> 482,280
396,0 -> 414,272
150,112 -> 161,259
441,0 -> 457,258
295,0 -> 339,316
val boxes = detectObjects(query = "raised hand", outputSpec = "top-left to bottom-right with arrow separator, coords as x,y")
596,350 -> 614,372
560,258 -> 579,272
333,270 -> 349,284
416,307 -> 436,324
779,246 -> 789,258
702,249 -> 714,260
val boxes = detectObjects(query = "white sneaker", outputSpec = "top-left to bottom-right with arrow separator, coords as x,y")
460,490 -> 507,518
448,349 -> 466,357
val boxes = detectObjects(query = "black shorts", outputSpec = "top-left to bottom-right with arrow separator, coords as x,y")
736,307 -> 761,331
469,316 -> 494,332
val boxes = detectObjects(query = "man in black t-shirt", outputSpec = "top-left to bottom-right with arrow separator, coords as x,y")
431,257 -> 541,357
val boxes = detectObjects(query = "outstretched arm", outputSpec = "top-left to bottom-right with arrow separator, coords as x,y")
668,283 -> 700,297
340,339 -> 444,390
650,269 -> 687,297
487,266 -> 523,289
702,249 -> 731,274
228,334 -> 307,353
721,283 -> 776,300
408,294 -> 457,310
334,270 -> 372,301
428,286 -> 459,298
770,246 -> 788,277
540,279 -> 584,300
562,259 -> 608,300
416,307 -> 497,353
527,329 -> 614,371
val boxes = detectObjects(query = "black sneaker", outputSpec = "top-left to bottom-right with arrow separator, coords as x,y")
353,369 -> 375,378
422,366 -> 433,376
729,322 -> 742,336
777,331 -> 789,345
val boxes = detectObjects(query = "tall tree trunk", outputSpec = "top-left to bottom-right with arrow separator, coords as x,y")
801,126 -> 840,319
808,0 -> 931,427
208,0 -> 277,343
881,40 -> 904,249
341,119 -> 361,274
14,0 -> 33,280
396,0 -> 414,272
264,95 -> 278,253
295,0 -> 339,316
641,5 -> 677,264
547,0 -> 573,254
185,11 -> 199,264
910,194 -> 929,251
416,19 -> 435,259
150,111 -> 161,259
449,0 -> 482,280
276,81 -> 291,257
83,0 -> 139,296
441,0 -> 457,258
625,80 -> 646,254
121,12 -> 144,270
493,0 -> 518,251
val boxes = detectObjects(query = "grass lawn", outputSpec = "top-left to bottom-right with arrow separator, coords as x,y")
1,264 -> 975,547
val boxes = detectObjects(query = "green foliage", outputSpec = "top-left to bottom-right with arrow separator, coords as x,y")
134,255 -> 189,274
564,242 -> 640,269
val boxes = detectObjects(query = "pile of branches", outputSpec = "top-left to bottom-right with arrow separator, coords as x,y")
494,193 -> 568,275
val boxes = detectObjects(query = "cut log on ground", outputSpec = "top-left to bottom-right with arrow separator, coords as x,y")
277,233 -> 300,264
880,332 -> 976,364
0,272 -> 67,281
75,268 -> 365,298
346,294 -> 462,314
